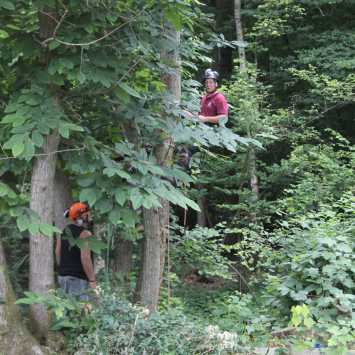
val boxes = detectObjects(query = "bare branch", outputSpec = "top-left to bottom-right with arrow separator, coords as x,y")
0,146 -> 86,161
43,8 -> 146,48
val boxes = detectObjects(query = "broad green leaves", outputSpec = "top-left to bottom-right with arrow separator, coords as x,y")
0,0 -> 15,10
1,87 -> 84,159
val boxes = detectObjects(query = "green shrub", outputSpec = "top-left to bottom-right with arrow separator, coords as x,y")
262,193 -> 355,353
75,286 -> 246,355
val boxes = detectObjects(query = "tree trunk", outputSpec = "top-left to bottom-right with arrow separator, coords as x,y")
234,0 -> 259,203
216,0 -> 234,77
234,0 -> 247,73
29,7 -> 60,339
53,170 -> 72,231
0,240 -> 47,355
137,25 -> 180,312
196,185 -> 211,227
113,120 -> 139,280
114,238 -> 133,277
139,203 -> 165,311
29,131 -> 60,339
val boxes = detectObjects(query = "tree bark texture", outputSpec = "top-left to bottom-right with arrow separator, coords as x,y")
234,0 -> 247,73
29,130 -> 60,339
28,8 -> 61,339
140,202 -> 165,311
114,121 -> 139,279
216,0 -> 234,77
114,238 -> 133,277
0,240 -> 47,355
138,25 -> 180,311
197,195 -> 209,227
53,170 -> 72,231
234,0 -> 259,202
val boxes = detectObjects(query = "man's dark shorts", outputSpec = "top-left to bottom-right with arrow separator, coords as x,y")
58,275 -> 90,301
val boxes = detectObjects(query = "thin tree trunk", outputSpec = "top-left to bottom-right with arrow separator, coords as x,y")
216,0 -> 234,77
234,0 -> 259,202
0,240 -> 47,355
196,185 -> 211,227
138,25 -> 180,312
29,131 -> 60,339
140,203 -> 165,310
29,8 -> 60,339
113,120 -> 139,280
234,0 -> 246,73
133,238 -> 144,303
114,238 -> 133,277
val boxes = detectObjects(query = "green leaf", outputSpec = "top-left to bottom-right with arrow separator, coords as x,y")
87,237 -> 107,253
96,198 -> 113,214
116,169 -> 131,180
16,214 -> 29,232
109,208 -> 121,225
103,168 -> 115,177
130,188 -> 143,210
80,188 -> 100,206
0,0 -> 15,10
121,209 -> 136,227
22,141 -> 35,160
40,223 -> 54,237
0,182 -> 16,199
114,189 -> 127,206
164,8 -> 182,30
142,193 -> 161,209
28,223 -> 40,236
77,176 -> 95,188
0,29 -> 9,39
59,124 -> 69,139
0,183 -> 7,197
31,131 -> 44,147
118,82 -> 141,99
12,141 -> 24,157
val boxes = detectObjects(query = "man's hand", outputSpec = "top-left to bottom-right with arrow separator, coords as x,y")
89,280 -> 96,289
183,110 -> 194,118
198,115 -> 207,122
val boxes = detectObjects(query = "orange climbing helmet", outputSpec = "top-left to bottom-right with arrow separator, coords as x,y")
64,202 -> 90,221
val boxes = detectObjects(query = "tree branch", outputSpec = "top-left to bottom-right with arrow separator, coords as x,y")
0,146 -> 86,161
42,8 -> 146,48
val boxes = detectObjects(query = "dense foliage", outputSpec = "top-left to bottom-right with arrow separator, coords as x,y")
0,0 -> 354,354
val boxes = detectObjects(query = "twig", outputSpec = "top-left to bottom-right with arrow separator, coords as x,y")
40,10 -> 60,24
127,313 -> 139,352
271,327 -> 296,338
117,57 -> 143,85
41,5 -> 69,47
335,304 -> 351,315
229,264 -> 250,291
0,146 -> 86,161
45,8 -> 146,47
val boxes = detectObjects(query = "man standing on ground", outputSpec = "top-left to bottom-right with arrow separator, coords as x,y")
56,202 -> 96,301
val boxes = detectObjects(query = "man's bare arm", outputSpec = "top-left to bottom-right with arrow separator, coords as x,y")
198,114 -> 227,124
55,236 -> 61,266
80,230 -> 96,288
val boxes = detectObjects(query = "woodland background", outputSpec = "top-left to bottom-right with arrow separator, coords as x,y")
0,0 -> 354,354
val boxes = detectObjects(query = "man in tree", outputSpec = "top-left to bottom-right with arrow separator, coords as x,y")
180,68 -> 229,168
198,68 -> 229,124
55,202 -> 96,301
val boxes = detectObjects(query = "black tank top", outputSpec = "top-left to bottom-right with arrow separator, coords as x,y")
59,224 -> 88,280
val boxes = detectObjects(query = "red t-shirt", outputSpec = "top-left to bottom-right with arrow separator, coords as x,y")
200,91 -> 228,117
